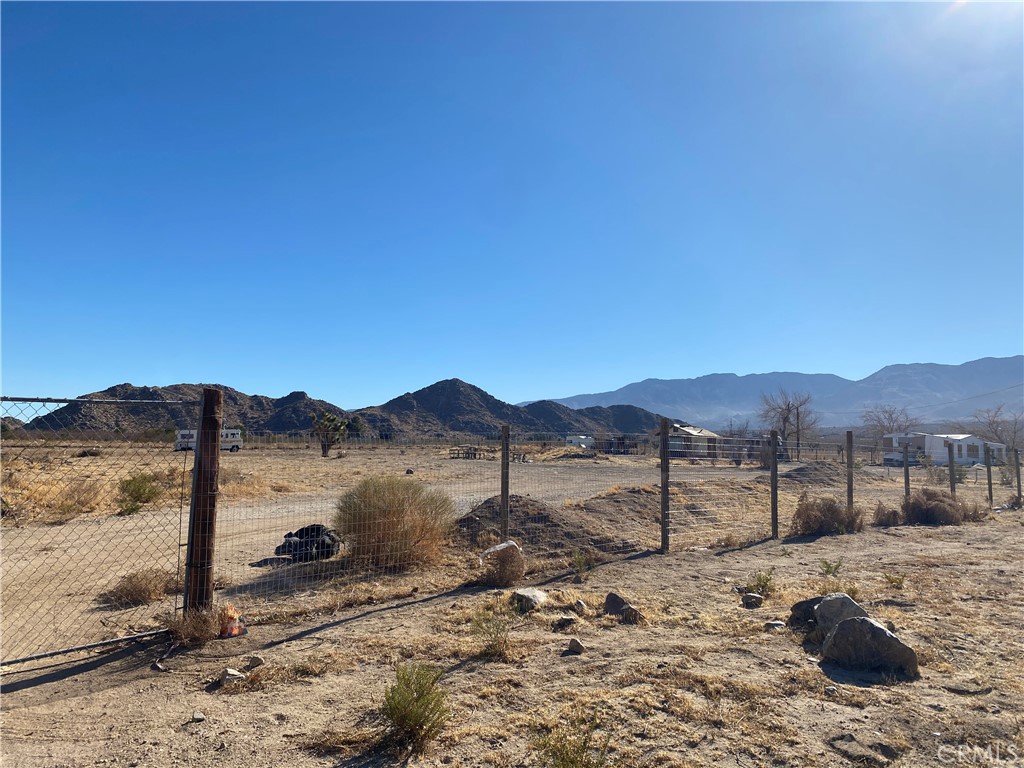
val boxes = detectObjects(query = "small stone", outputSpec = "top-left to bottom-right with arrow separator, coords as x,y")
886,620 -> 897,633
764,620 -> 786,632
824,686 -> 839,696
219,668 -> 246,686
405,469 -> 414,475
742,593 -> 764,609
191,711 -> 206,722
511,587 -> 548,613
245,655 -> 266,671
552,616 -> 578,632
572,599 -> 588,615
567,638 -> 586,654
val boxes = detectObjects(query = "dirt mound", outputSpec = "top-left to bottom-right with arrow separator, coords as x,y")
533,446 -> 607,461
780,462 -> 850,486
456,492 -> 645,557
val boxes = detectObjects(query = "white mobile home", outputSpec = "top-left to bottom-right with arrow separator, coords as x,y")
174,429 -> 243,452
883,432 -> 1006,466
565,435 -> 595,449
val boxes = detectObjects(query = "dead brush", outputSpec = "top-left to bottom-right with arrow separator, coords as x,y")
873,500 -> 902,527
901,488 -> 985,526
788,492 -> 864,536
470,600 -> 522,661
159,608 -> 220,645
534,706 -> 613,768
480,543 -> 525,588
101,567 -> 180,607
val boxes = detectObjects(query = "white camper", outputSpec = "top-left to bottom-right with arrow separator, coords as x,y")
174,429 -> 243,452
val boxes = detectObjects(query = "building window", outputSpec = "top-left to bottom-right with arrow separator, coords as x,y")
957,445 -> 963,458
967,444 -> 980,459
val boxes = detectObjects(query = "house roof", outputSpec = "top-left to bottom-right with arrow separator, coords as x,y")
672,425 -> 721,438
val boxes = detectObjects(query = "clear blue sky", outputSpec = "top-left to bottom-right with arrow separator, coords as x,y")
3,2 -> 1022,409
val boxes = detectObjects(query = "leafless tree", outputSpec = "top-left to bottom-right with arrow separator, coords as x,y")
956,404 -> 1023,454
758,389 -> 818,460
862,405 -> 918,444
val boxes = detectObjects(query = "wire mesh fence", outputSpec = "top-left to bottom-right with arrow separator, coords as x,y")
1,397 -> 199,665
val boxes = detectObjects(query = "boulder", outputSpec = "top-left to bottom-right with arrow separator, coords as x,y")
788,595 -> 825,628
822,617 -> 919,678
511,587 -> 547,613
741,593 -> 764,609
814,593 -> 868,638
603,592 -> 632,616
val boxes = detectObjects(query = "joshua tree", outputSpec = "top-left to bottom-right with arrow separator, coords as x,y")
312,412 -> 348,458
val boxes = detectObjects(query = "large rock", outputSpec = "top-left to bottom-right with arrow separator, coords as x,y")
822,617 -> 919,678
603,592 -> 632,616
788,596 -> 825,628
511,587 -> 548,613
814,593 -> 868,638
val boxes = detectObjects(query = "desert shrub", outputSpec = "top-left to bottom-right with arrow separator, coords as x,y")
819,558 -> 843,577
334,476 -> 453,570
381,663 -> 450,754
788,492 -> 864,536
481,543 -> 525,587
471,602 -> 519,660
901,488 -> 984,526
102,567 -> 179,606
160,608 -> 220,645
535,708 -> 612,768
882,572 -> 906,590
744,567 -> 776,598
117,472 -> 163,514
873,501 -> 902,527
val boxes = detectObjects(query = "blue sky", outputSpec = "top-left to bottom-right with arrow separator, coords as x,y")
2,2 -> 1022,409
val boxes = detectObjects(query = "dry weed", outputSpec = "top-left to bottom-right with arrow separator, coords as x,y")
102,567 -> 180,606
789,492 -> 864,536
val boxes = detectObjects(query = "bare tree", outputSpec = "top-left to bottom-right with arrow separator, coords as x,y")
862,405 -> 918,444
957,404 -> 1023,454
758,389 -> 818,460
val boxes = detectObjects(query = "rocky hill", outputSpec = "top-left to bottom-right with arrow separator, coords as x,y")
21,379 -> 666,439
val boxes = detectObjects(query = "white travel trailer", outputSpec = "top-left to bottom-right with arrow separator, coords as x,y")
565,435 -> 595,449
174,429 -> 243,452
883,432 -> 1006,466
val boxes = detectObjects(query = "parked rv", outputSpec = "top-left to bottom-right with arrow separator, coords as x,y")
174,429 -> 243,452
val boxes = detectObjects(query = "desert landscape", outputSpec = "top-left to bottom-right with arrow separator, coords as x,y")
2,441 -> 1022,767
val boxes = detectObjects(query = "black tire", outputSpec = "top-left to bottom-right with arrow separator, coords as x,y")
230,445 -> 240,453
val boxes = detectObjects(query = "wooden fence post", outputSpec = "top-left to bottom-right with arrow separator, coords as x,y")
770,430 -> 779,539
184,387 -> 222,614
846,431 -> 854,511
660,417 -> 670,553
500,425 -> 510,539
1015,449 -> 1022,505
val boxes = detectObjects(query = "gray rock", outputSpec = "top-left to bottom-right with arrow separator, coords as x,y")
620,606 -> 646,625
567,638 -> 586,655
603,592 -> 631,615
219,668 -> 246,686
822,617 -> 920,678
191,711 -> 206,723
788,595 -> 825,628
764,620 -> 787,632
572,599 -> 588,615
742,593 -> 764,609
824,685 -> 839,696
814,593 -> 868,638
511,587 -> 548,613
245,655 -> 266,671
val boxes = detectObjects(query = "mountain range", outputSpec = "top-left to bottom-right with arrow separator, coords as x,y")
543,356 -> 1023,427
9,355 -> 1021,437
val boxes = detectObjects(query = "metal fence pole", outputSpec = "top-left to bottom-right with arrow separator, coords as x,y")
903,443 -> 911,499
770,430 -> 779,539
184,387 -> 222,613
985,445 -> 994,507
1016,449 -> 1022,505
660,417 -> 670,553
500,425 -> 510,539
846,430 -> 854,511
947,442 -> 956,497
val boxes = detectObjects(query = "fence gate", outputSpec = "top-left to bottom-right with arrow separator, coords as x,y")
1,396 -> 200,666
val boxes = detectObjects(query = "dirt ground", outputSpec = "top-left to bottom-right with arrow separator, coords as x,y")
3,495 -> 1022,767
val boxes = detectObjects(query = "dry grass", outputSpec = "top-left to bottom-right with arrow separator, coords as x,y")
901,487 -> 985,526
222,650 -> 350,694
159,608 -> 220,644
101,567 -> 181,607
334,476 -> 454,570
788,492 -> 865,536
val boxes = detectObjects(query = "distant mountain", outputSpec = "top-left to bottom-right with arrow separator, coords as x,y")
354,379 -> 665,438
24,383 -> 349,435
543,356 -> 1024,427
23,379 -> 667,438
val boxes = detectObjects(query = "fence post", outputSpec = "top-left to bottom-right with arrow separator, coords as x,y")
770,430 -> 779,539
985,445 -> 994,507
903,443 -> 911,499
846,431 -> 854,511
947,442 -> 956,497
660,417 -> 670,553
1015,449 -> 1022,505
184,387 -> 222,614
500,425 -> 510,539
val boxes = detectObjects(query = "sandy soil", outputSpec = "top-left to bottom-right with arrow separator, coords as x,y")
2,502 -> 1022,767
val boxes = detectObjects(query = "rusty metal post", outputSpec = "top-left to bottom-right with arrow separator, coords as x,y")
500,425 -> 510,539
947,442 -> 956,497
846,431 -> 854,511
660,417 -> 670,553
985,445 -> 994,507
903,443 -> 911,499
184,387 -> 222,613
770,430 -> 779,538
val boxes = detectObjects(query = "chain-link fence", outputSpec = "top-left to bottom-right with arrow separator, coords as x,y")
1,397 -> 199,665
